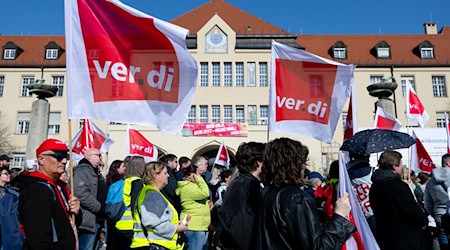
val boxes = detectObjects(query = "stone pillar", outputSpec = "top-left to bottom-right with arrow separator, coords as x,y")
367,77 -> 397,117
25,99 -> 50,161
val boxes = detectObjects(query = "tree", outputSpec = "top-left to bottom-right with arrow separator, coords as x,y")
0,111 -> 15,155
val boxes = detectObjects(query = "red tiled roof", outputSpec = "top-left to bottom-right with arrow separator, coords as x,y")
297,27 -> 450,66
0,35 -> 65,67
170,0 -> 290,35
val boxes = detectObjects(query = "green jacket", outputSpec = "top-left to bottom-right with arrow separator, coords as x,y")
175,177 -> 210,231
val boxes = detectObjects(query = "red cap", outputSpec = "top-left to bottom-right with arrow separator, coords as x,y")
36,139 -> 69,157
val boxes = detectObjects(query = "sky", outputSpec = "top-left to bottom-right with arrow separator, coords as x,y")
1,0 -> 450,36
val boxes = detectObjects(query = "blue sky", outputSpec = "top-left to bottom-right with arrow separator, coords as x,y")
1,0 -> 450,35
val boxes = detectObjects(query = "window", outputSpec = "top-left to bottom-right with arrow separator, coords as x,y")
188,105 -> 196,122
247,62 -> 256,87
48,112 -> 61,134
212,105 -> 220,122
0,76 -> 4,96
224,105 -> 232,123
333,48 -> 346,59
248,105 -> 257,125
259,62 -> 268,87
12,154 -> 25,168
377,48 -> 390,58
46,49 -> 58,59
21,77 -> 34,97
200,105 -> 208,123
236,62 -> 244,87
212,62 -> 220,87
401,76 -> 415,97
236,105 -> 245,123
370,76 -> 383,85
52,76 -> 64,97
200,62 -> 208,87
436,112 -> 447,128
421,48 -> 434,59
309,75 -> 324,97
432,76 -> 447,97
16,112 -> 30,134
342,112 -> 348,128
260,105 -> 268,125
3,49 -> 16,60
224,62 -> 232,87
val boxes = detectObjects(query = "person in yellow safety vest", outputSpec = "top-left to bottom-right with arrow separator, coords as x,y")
131,161 -> 188,250
115,156 -> 146,250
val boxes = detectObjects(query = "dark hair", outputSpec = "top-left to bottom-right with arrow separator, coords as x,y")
179,156 -> 191,166
350,152 -> 369,160
106,160 -> 124,186
328,160 -> 340,179
442,153 -> 450,168
236,142 -> 266,173
262,138 -> 308,187
181,165 -> 197,178
378,151 -> 402,170
0,166 -> 9,173
159,154 -> 177,164
219,170 -> 233,183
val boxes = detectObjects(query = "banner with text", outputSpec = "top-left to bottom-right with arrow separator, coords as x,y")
182,122 -> 248,137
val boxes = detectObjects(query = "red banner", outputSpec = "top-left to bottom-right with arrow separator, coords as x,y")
182,122 -> 248,137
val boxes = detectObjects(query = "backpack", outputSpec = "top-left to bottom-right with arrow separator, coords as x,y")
105,179 -> 126,222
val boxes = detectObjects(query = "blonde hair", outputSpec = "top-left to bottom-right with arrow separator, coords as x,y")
142,161 -> 167,185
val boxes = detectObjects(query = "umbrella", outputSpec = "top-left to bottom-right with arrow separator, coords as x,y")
340,129 -> 416,155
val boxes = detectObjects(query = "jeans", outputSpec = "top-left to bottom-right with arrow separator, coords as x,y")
79,223 -> 102,250
186,230 -> 208,250
437,223 -> 449,250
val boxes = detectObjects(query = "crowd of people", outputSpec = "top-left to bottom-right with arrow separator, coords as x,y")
1,137 -> 450,249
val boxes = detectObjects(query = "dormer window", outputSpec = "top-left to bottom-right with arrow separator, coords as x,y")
374,41 -> 391,59
330,41 -> 347,59
45,49 -> 58,59
3,49 -> 16,60
44,41 -> 64,60
417,40 -> 435,59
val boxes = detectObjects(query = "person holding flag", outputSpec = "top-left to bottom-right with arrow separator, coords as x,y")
258,138 -> 355,249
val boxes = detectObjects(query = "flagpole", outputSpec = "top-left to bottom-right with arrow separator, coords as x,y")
67,119 -> 76,222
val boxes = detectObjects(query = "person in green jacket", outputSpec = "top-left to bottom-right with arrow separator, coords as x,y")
176,159 -> 210,250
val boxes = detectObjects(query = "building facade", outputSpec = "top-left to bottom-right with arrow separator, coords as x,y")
1,0 -> 449,172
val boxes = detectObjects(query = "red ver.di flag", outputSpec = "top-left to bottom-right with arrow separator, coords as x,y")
406,80 -> 429,127
214,141 -> 230,169
72,119 -> 114,160
411,130 -> 436,173
125,127 -> 158,162
64,0 -> 197,134
269,41 -> 355,143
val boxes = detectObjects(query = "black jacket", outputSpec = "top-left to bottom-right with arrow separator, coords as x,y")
17,172 -> 79,250
161,167 -> 181,213
257,185 -> 355,250
369,169 -> 428,250
217,173 -> 262,250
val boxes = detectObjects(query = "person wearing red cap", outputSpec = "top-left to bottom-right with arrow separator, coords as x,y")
16,138 -> 81,249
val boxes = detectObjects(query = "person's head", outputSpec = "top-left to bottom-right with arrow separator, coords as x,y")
123,155 -> 131,168
179,156 -> 191,169
84,148 -> 103,168
235,141 -> 266,175
220,170 -> 233,185
0,155 -> 11,168
349,152 -> 370,161
442,154 -> 450,168
262,138 -> 309,187
0,166 -> 10,186
35,139 -> 70,181
378,151 -> 403,175
106,160 -> 125,185
192,156 -> 208,175
417,172 -> 430,184
308,178 -> 322,190
141,161 -> 169,190
125,156 -> 146,178
181,165 -> 197,182
328,161 -> 340,180
9,167 -> 21,180
160,154 -> 178,170
59,171 -> 68,183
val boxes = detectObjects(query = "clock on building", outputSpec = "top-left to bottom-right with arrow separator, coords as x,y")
205,26 -> 227,53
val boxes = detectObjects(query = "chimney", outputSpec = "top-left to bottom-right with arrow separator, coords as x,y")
424,22 -> 438,35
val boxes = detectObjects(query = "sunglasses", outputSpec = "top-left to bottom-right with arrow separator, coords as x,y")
41,153 -> 70,161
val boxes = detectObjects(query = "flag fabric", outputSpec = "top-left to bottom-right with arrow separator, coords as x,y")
65,0 -> 197,134
343,82 -> 358,141
405,80 -> 429,127
374,107 -> 402,131
71,119 -> 114,161
125,127 -> 158,163
338,154 -> 380,250
269,41 -> 355,143
446,113 -> 450,154
214,141 -> 230,169
410,130 -> 436,173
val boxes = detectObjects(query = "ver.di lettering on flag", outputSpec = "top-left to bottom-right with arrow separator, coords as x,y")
405,80 -> 429,127
125,126 -> 158,163
214,141 -> 230,169
269,41 -> 355,143
410,130 -> 436,173
64,0 -> 197,134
